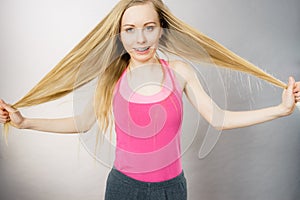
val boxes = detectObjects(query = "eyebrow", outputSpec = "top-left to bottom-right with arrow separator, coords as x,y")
122,21 -> 158,27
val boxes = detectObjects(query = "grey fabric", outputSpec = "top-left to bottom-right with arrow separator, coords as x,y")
105,168 -> 187,200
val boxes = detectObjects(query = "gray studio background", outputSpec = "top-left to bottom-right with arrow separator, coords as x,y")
0,0 -> 299,200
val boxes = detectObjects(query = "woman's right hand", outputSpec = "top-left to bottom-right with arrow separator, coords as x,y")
0,99 -> 25,129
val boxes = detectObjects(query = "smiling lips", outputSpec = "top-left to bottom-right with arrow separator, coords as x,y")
134,46 -> 151,54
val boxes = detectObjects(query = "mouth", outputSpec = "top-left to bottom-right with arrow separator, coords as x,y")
133,46 -> 151,53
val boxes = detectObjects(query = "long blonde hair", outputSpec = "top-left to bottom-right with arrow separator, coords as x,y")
4,0 -> 286,139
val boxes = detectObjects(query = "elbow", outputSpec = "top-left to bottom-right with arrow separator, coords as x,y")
215,126 -> 224,131
210,118 -> 232,131
211,124 -> 233,131
211,123 -> 226,131
208,109 -> 232,131
78,124 -> 93,133
73,116 -> 95,133
214,125 -> 232,131
208,118 -> 224,131
74,123 -> 93,134
208,116 -> 227,131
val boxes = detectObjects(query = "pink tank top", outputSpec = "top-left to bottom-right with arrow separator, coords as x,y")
113,59 -> 183,182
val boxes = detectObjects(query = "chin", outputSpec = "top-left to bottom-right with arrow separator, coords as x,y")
131,56 -> 156,65
129,48 -> 157,64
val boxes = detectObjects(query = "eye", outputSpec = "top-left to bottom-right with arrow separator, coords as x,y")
125,28 -> 135,33
145,26 -> 155,32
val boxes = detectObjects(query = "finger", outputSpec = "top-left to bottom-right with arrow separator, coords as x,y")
293,82 -> 300,93
0,109 -> 9,116
289,76 -> 295,84
0,119 -> 10,124
287,77 -> 295,95
0,102 -> 17,113
0,111 -> 9,116
0,116 -> 10,123
0,115 -> 9,120
0,99 -> 9,110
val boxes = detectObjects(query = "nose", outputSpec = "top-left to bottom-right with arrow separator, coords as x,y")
136,29 -> 146,44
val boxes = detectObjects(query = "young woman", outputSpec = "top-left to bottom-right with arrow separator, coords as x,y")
1,0 -> 299,199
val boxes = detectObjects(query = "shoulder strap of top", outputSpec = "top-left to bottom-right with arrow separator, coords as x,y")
161,59 -> 183,96
160,59 -> 177,90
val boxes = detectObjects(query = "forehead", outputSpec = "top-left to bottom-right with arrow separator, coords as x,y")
121,2 -> 159,25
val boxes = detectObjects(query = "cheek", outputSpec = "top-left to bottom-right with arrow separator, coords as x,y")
120,33 -> 135,50
146,31 -> 161,44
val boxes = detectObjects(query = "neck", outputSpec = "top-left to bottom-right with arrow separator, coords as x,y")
128,56 -> 160,69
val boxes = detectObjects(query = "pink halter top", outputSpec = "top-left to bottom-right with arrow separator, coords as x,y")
112,59 -> 183,182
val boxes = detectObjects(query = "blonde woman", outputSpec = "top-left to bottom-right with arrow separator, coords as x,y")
0,0 -> 299,199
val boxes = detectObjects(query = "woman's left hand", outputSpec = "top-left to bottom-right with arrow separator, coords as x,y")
293,79 -> 300,103
280,77 -> 299,116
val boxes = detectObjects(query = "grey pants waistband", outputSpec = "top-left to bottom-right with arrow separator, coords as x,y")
110,167 -> 186,190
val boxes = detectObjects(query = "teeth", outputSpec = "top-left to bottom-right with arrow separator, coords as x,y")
135,47 -> 149,51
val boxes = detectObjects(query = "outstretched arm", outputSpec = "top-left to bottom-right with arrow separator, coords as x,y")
176,61 -> 299,130
221,77 -> 298,130
0,99 -> 96,134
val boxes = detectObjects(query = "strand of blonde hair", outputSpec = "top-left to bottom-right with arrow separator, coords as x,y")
3,0 -> 287,144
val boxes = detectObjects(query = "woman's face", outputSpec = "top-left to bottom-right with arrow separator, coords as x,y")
120,2 -> 162,66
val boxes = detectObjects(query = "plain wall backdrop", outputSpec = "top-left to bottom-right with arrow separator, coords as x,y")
0,0 -> 300,200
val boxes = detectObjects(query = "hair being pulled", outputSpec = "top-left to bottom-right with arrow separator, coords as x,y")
3,0 -> 286,141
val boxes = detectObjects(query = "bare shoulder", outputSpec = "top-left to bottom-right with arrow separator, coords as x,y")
167,60 -> 198,91
168,60 -> 197,80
